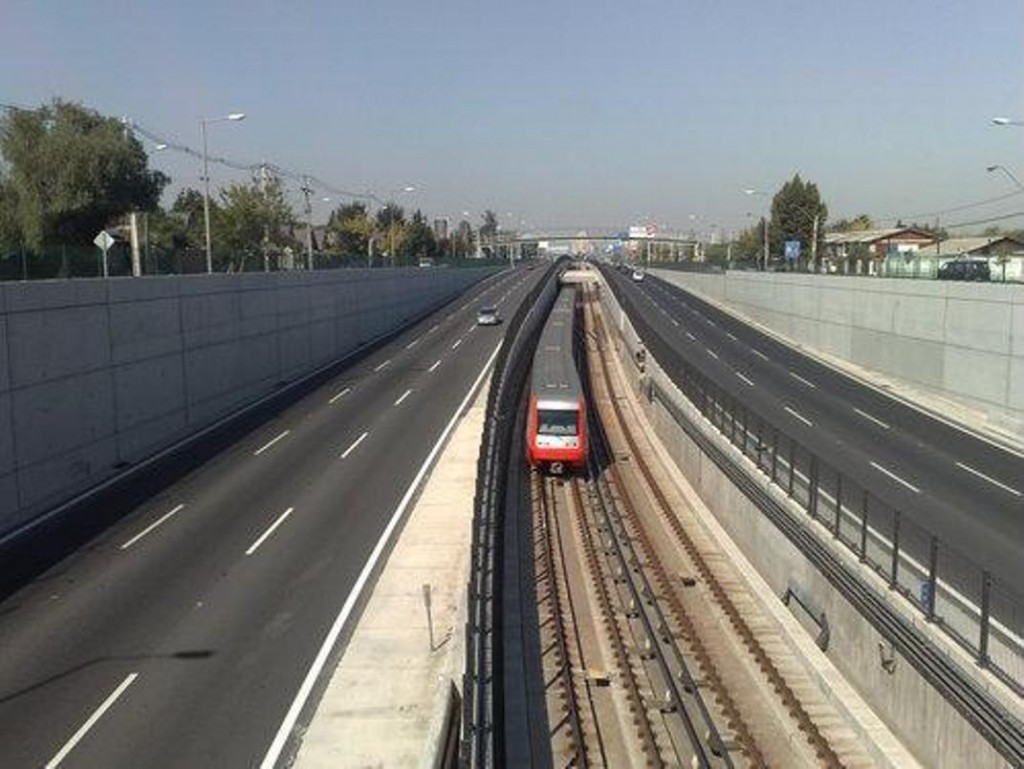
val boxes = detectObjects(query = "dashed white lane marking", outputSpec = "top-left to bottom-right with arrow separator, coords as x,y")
246,507 -> 295,556
405,338 -> 419,349
340,431 -> 369,459
259,343 -> 502,769
46,673 -> 139,769
394,389 -> 412,406
752,349 -> 769,361
706,348 -> 719,360
468,325 -> 477,334
452,339 -> 462,350
254,430 -> 290,456
870,461 -> 922,494
428,360 -> 441,373
735,372 -> 755,387
726,332 -> 737,341
671,319 -> 680,326
685,332 -> 696,341
789,371 -> 817,389
120,504 -> 185,550
328,387 -> 351,404
955,461 -> 1021,497
784,405 -> 814,427
373,360 -> 390,373
853,407 -> 890,430
429,325 -> 438,333
706,319 -> 716,327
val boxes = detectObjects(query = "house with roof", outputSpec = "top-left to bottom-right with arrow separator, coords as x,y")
824,227 -> 939,274
894,235 -> 1024,281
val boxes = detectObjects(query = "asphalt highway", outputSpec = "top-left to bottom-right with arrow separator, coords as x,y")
602,266 -> 1023,592
0,265 -> 544,769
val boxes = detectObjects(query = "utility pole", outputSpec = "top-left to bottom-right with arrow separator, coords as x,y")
301,176 -> 314,271
201,120 -> 213,273
259,163 -> 271,272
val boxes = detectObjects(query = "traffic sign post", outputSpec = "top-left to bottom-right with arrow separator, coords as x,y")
94,230 -> 115,278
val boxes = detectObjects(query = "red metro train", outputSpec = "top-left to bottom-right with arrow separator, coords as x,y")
526,285 -> 587,474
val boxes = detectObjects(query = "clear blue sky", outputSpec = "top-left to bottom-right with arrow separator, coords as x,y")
3,0 -> 1023,236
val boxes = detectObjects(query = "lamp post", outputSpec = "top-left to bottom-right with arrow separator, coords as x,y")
744,189 -> 770,270
986,164 -> 1024,190
992,117 -> 1024,126
200,112 -> 245,273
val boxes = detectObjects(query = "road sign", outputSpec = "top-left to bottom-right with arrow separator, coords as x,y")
94,230 -> 115,278
93,230 -> 115,252
784,240 -> 801,262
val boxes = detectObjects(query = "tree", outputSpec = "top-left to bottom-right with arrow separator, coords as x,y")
733,222 -> 764,266
214,176 -> 295,271
327,202 -> 373,260
479,210 -> 498,257
0,99 -> 169,250
376,204 -> 407,263
401,210 -> 437,264
452,219 -> 476,259
770,174 -> 827,270
830,214 -> 873,232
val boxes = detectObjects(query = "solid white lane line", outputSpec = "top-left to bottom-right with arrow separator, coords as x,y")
685,332 -> 696,341
789,371 -> 817,389
735,372 -> 755,387
452,339 -> 462,350
853,407 -> 890,430
706,348 -> 719,360
784,406 -> 814,427
260,342 -> 502,769
373,360 -> 390,372
870,462 -> 922,494
340,431 -> 369,459
120,504 -> 185,550
956,462 -> 1022,497
254,430 -> 290,456
245,507 -> 295,556
428,360 -> 441,373
328,387 -> 351,404
752,349 -> 769,361
46,673 -> 138,769
394,389 -> 413,406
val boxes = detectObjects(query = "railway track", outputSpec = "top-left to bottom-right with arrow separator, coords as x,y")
523,280 -> 872,767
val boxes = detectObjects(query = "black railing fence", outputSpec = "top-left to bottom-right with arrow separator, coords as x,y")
604,268 -> 1022,698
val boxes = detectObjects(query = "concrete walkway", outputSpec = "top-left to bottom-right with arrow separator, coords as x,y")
293,379 -> 487,768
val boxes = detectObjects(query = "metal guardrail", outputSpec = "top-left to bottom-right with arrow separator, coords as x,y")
461,261 -> 562,768
601,267 -> 1024,766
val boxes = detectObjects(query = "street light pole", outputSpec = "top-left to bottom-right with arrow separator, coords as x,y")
744,189 -> 770,271
986,164 -> 1024,190
200,112 -> 245,273
992,117 -> 1024,126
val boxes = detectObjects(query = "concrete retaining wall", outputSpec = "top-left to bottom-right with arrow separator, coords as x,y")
651,269 -> 1024,440
598,278 -> 1016,769
0,268 -> 494,537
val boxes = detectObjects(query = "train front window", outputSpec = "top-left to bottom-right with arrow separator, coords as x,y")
538,409 -> 578,436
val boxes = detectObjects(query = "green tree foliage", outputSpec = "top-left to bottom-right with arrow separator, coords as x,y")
401,210 -> 438,263
452,219 -> 476,258
829,213 -> 873,232
0,99 -> 169,250
733,221 -> 765,266
479,210 -> 498,256
327,202 -> 373,257
147,187 -> 207,259
769,175 -> 827,269
214,176 -> 295,271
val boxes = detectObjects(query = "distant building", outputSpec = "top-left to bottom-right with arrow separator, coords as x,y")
824,227 -> 939,274
433,218 -> 449,242
913,235 -> 1023,258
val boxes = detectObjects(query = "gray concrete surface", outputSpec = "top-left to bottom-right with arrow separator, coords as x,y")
599,275 -> 1020,769
0,267 -> 494,537
652,269 -> 1024,442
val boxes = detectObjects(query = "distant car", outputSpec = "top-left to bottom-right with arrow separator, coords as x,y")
937,259 -> 990,281
477,306 -> 501,325
631,269 -> 644,282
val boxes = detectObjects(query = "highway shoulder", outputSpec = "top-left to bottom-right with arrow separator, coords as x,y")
291,371 -> 490,768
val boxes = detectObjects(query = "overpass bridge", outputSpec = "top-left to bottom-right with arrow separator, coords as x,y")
488,227 -> 702,261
